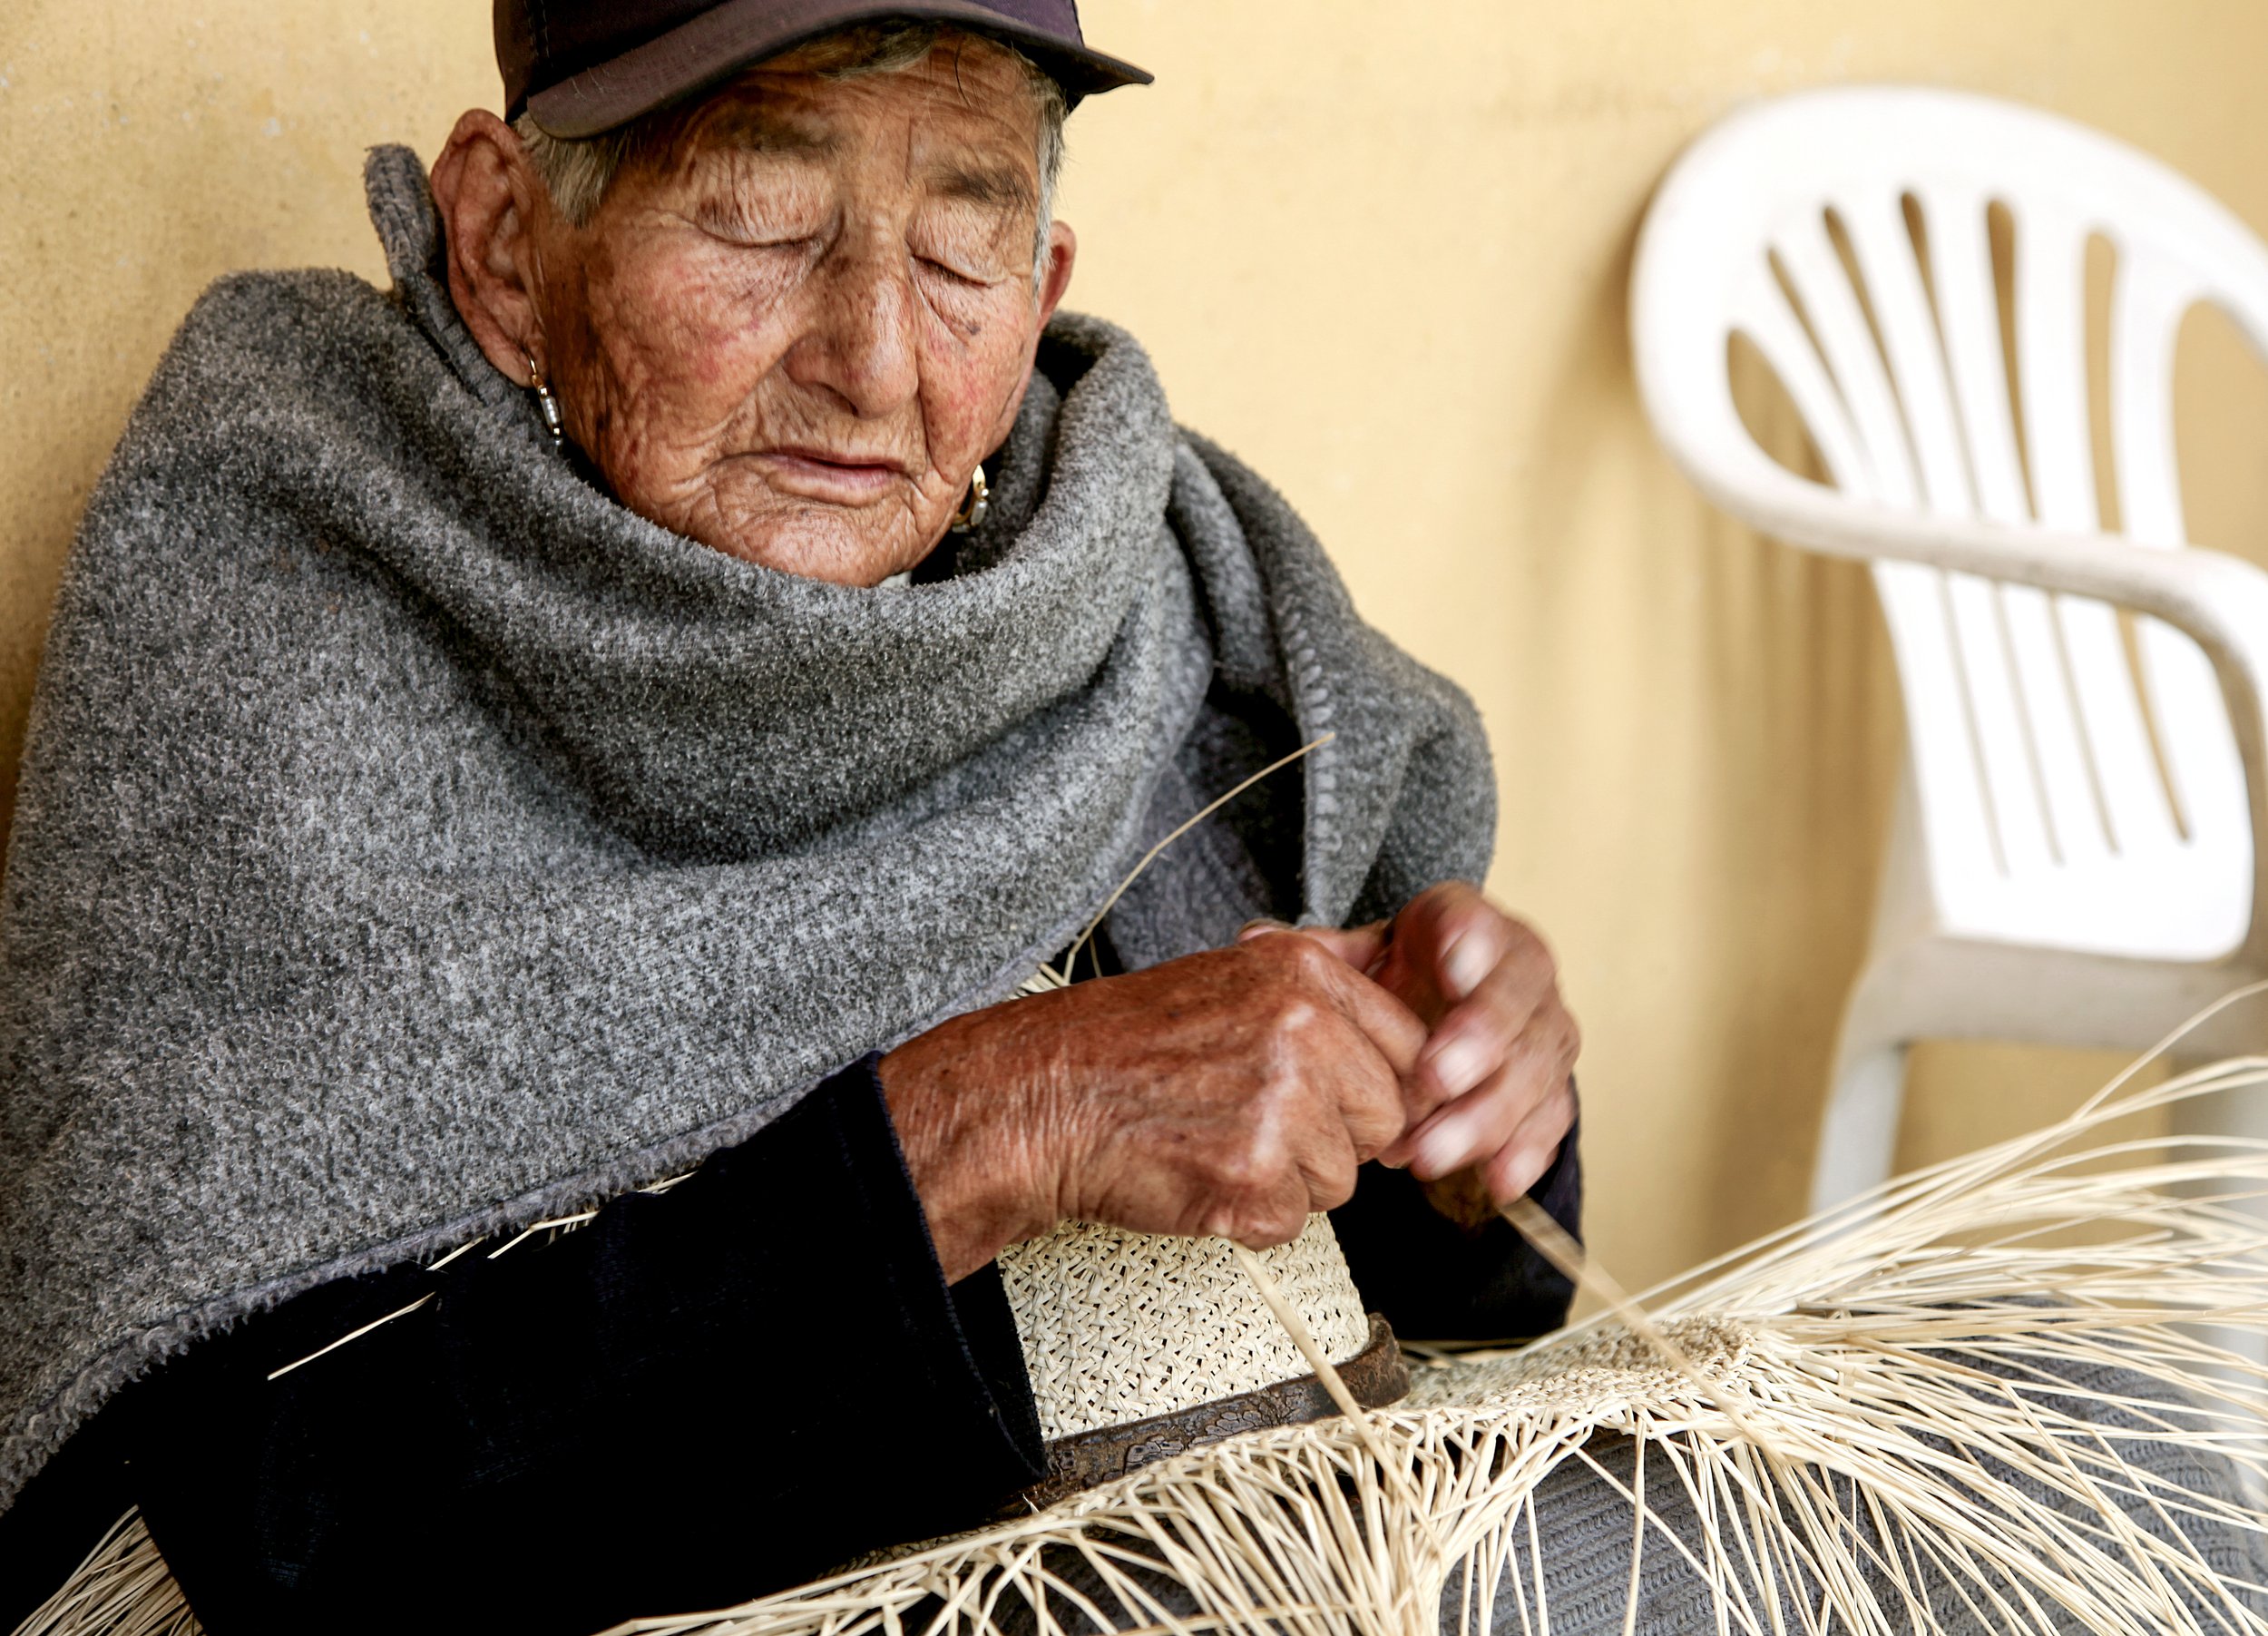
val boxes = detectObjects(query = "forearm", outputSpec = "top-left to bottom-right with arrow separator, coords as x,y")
879,1002 -> 1065,1282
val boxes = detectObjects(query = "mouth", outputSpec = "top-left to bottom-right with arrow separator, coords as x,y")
752,446 -> 912,506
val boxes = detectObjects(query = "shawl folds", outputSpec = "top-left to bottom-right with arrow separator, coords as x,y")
0,146 -> 1494,1513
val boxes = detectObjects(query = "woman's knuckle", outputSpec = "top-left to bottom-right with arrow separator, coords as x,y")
1207,1124 -> 1288,1196
1556,1003 -> 1581,1054
1254,1204 -> 1306,1247
1509,913 -> 1553,958
1468,993 -> 1520,1048
1276,934 -> 1337,985
1205,1146 -> 1265,1195
1347,1102 -> 1399,1161
1314,1161 -> 1359,1212
1197,1203 -> 1246,1240
1263,997 -> 1325,1056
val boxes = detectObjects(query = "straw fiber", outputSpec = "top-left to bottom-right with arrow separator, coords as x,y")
23,1049 -> 2268,1636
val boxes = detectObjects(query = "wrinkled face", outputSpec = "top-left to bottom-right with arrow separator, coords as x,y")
523,39 -> 1070,584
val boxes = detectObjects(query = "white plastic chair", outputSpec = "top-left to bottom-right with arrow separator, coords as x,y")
1629,86 -> 2268,1214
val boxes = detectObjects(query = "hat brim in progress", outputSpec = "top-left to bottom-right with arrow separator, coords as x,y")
601,1050 -> 2268,1636
524,0 -> 1151,139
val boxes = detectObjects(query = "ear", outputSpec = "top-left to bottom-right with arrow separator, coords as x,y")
428,110 -> 554,386
1036,219 -> 1078,329
980,220 -> 1080,455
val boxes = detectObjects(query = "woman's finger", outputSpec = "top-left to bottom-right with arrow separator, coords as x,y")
1384,1001 -> 1579,1176
1240,917 -> 1389,975
1241,930 -> 1424,1156
1276,931 -> 1429,1076
1413,932 -> 1559,1108
1384,881 -> 1498,1000
1391,1067 -> 1529,1179
1479,1079 -> 1579,1202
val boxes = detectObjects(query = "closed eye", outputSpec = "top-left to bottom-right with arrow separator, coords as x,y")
920,255 -> 1003,288
699,221 -> 817,251
690,197 -> 824,250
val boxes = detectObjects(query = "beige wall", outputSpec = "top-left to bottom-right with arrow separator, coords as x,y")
8,0 -> 2268,1295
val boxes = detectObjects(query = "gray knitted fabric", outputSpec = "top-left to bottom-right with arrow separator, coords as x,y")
0,145 -> 1495,1516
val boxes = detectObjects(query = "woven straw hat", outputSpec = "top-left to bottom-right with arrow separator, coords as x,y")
995,1213 -> 1406,1504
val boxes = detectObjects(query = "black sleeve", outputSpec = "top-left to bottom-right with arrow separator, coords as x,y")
1330,1107 -> 1583,1342
121,1056 -> 1043,1636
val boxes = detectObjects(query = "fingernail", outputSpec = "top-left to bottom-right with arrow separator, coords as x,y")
1237,918 -> 1292,942
1427,1035 -> 1488,1097
1501,1148 -> 1546,1200
1413,1113 -> 1474,1178
1443,932 -> 1492,1000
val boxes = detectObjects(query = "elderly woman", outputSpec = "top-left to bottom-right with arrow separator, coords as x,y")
0,4 -> 1583,1632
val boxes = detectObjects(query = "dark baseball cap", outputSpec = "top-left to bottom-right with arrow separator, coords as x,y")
499,0 -> 1152,138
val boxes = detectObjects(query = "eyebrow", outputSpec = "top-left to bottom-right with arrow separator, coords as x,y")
684,104 -> 1034,213
924,160 -> 1037,213
694,106 -> 844,161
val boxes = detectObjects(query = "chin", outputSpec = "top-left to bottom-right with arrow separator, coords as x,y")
699,502 -> 926,587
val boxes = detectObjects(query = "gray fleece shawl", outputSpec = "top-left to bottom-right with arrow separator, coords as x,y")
0,146 -> 1494,1513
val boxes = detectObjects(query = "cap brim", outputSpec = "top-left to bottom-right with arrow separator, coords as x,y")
523,0 -> 1151,138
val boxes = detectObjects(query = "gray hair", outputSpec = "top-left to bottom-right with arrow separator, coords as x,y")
514,24 -> 1067,291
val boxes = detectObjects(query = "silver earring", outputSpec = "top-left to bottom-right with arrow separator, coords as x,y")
524,350 -> 563,445
949,465 -> 990,534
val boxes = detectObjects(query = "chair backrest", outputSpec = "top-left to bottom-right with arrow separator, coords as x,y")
1631,85 -> 2268,964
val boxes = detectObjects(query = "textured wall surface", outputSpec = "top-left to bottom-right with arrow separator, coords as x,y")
7,0 -> 2268,1294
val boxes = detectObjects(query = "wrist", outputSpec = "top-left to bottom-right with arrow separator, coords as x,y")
878,1004 -> 1064,1282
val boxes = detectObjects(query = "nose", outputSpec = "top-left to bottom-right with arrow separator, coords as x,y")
783,230 -> 921,420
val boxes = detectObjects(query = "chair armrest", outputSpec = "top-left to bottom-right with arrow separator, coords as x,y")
1735,475 -> 2268,958
1785,500 -> 2268,658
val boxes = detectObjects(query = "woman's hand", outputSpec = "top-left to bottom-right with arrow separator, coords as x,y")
878,934 -> 1429,1282
1253,883 -> 1579,1212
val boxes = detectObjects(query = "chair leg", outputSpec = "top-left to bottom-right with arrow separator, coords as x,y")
1810,1042 -> 1910,1217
